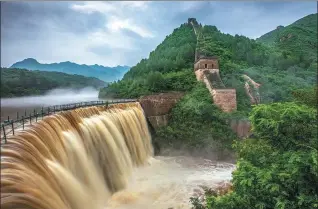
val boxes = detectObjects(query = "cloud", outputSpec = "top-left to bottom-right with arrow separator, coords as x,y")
1,1 -> 316,68
106,16 -> 154,38
120,1 -> 149,9
71,1 -> 154,38
70,1 -> 116,14
180,2 -> 207,12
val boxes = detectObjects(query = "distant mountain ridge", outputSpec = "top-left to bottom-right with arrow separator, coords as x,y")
1,67 -> 106,98
10,58 -> 130,82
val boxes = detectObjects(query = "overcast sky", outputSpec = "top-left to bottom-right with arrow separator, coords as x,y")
1,1 -> 316,67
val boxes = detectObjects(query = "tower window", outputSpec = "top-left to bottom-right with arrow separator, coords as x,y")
205,64 -> 207,68
212,64 -> 214,68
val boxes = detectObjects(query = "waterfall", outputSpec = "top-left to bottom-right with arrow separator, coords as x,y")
1,102 -> 153,209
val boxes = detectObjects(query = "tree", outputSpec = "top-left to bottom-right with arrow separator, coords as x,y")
192,102 -> 318,209
146,72 -> 166,92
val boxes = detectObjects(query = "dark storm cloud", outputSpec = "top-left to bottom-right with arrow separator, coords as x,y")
1,1 -> 316,67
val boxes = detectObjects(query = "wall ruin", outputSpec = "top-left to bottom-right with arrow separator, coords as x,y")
194,58 -> 237,113
138,92 -> 185,129
212,89 -> 237,113
195,68 -> 220,81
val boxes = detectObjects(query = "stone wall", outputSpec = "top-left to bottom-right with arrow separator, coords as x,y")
195,68 -> 220,81
212,89 -> 237,112
138,92 -> 185,129
148,115 -> 169,130
202,74 -> 215,95
198,73 -> 237,113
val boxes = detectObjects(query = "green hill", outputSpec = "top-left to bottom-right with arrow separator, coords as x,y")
257,13 -> 317,63
100,14 -> 317,110
1,68 -> 106,98
99,23 -> 198,98
256,25 -> 285,46
99,14 -> 316,152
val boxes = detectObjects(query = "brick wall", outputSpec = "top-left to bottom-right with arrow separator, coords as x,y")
138,92 -> 184,130
138,92 -> 185,117
148,115 -> 169,129
212,89 -> 237,112
195,69 -> 220,81
197,72 -> 237,113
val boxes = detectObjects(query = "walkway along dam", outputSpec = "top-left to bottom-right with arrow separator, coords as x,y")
0,100 -> 235,209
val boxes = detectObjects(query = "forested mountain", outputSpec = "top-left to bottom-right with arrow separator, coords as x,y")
99,14 -> 316,149
257,13 -> 317,62
11,58 -> 130,82
100,14 -> 317,111
1,68 -> 106,98
99,23 -> 198,98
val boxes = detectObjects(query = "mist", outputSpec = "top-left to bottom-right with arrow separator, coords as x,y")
1,87 -> 100,108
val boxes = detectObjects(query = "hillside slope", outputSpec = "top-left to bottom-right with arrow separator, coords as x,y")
257,13 -> 317,63
99,23 -> 198,98
11,58 -> 130,82
100,15 -> 316,111
1,68 -> 106,98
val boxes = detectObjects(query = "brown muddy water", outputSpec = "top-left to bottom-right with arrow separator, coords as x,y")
1,90 -> 235,209
107,156 -> 235,209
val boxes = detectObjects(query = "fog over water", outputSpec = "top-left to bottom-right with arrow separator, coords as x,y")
1,87 -> 100,108
1,87 -> 101,122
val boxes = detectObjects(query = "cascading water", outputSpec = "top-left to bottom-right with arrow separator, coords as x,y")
1,102 -> 153,209
1,102 -> 234,209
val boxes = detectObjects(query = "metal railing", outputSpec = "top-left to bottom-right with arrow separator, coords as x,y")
1,99 -> 136,143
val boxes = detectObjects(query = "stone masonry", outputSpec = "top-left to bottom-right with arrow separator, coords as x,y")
138,92 -> 185,129
194,56 -> 237,113
212,89 -> 237,113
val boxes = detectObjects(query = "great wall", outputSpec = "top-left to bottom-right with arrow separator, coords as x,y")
137,18 -> 262,138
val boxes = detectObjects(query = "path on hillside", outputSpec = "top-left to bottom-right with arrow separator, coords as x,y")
189,20 -> 200,61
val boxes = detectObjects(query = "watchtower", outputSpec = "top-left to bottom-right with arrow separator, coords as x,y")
193,55 -> 237,113
188,18 -> 198,25
194,55 -> 219,71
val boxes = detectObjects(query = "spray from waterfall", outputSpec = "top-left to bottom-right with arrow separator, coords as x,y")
1,102 -> 153,209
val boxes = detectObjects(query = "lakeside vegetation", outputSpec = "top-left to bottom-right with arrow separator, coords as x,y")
1,68 -> 106,98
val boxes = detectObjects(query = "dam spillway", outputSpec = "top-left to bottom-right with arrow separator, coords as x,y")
1,102 -> 153,209
1,101 -> 234,209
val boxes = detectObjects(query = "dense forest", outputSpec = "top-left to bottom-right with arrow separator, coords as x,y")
191,95 -> 318,209
99,13 -> 317,208
1,68 -> 106,98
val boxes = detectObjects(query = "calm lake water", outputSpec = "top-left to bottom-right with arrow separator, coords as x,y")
1,88 -> 102,122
